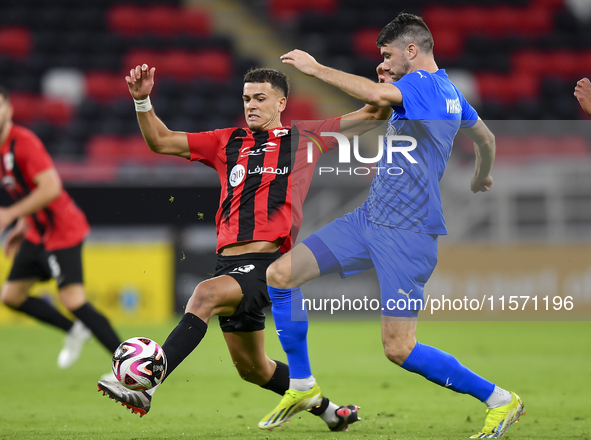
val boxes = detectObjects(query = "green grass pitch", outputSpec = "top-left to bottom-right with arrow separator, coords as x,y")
0,319 -> 589,439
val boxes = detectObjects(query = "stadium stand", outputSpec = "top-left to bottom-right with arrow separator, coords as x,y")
1,0 -> 591,178
242,0 -> 591,162
0,0 -> 259,180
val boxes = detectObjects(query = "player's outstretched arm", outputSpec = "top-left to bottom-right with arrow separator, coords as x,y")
126,64 -> 190,158
460,119 -> 495,193
339,63 -> 393,138
574,78 -> 591,116
341,63 -> 392,139
0,168 -> 61,234
280,50 -> 402,107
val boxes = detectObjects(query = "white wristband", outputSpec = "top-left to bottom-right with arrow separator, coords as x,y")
134,96 -> 152,112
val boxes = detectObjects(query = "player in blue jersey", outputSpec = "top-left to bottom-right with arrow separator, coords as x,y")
259,13 -> 525,439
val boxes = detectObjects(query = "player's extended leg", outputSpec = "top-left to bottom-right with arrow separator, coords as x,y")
98,275 -> 243,416
224,330 -> 360,432
261,215 -> 372,430
381,319 -> 524,438
58,283 -> 121,366
1,279 -> 73,331
371,221 -> 524,438
260,244 -> 322,430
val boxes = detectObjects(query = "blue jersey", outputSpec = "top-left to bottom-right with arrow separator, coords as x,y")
363,69 -> 478,235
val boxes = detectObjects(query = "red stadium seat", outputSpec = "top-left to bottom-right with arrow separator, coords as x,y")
124,49 -> 231,82
422,6 -> 457,34
107,4 -> 144,37
108,5 -> 211,37
191,50 -> 232,81
530,0 -> 563,9
179,9 -> 211,36
0,27 -> 32,59
9,93 -> 37,124
494,135 -> 590,162
144,5 -> 179,37
269,0 -> 305,22
482,6 -> 522,37
455,6 -> 488,35
430,29 -> 462,60
424,4 -> 552,39
269,0 -> 336,22
517,7 -> 553,37
560,135 -> 591,156
55,159 -> 118,183
86,135 -> 125,165
85,71 -> 130,103
123,50 -> 163,72
352,28 -> 382,60
509,73 -> 540,101
545,51 -> 579,79
578,51 -> 591,76
513,50 -> 546,77
39,98 -> 74,126
477,73 -> 510,103
281,96 -> 319,123
158,50 -> 193,80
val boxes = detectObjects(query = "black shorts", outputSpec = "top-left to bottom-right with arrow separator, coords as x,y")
7,239 -> 84,288
217,251 -> 281,333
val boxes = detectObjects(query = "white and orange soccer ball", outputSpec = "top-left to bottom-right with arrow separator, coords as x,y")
112,337 -> 167,391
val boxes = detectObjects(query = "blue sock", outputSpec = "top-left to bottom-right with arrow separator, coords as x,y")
268,286 -> 312,379
401,342 -> 495,402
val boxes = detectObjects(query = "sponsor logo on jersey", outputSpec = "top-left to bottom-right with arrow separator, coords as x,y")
2,175 -> 15,190
417,71 -> 426,79
229,164 -> 245,187
248,165 -> 289,175
446,98 -> 462,114
240,143 -> 277,157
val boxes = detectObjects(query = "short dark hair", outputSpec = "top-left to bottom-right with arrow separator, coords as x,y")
0,85 -> 9,102
376,13 -> 434,54
244,68 -> 289,98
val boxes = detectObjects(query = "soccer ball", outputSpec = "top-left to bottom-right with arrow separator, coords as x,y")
112,337 -> 167,391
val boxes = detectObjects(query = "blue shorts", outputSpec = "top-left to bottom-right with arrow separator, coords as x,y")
302,207 -> 438,317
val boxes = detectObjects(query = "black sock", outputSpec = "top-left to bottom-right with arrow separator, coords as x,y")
161,313 -> 208,380
261,360 -> 289,395
308,396 -> 330,416
15,297 -> 73,331
72,302 -> 121,353
260,360 -> 330,417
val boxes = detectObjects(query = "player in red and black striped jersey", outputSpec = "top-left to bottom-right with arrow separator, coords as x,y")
97,65 -> 391,429
0,86 -> 121,371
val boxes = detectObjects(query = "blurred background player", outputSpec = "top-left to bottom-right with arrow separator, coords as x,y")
575,77 -> 591,116
97,64 -> 390,430
260,13 -> 524,439
0,85 -> 121,369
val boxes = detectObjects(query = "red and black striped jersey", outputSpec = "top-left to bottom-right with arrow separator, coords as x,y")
186,119 -> 340,253
0,125 -> 90,250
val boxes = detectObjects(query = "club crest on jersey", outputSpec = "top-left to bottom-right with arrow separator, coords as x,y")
3,152 -> 14,171
2,175 -> 15,190
273,128 -> 289,137
229,164 -> 245,187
